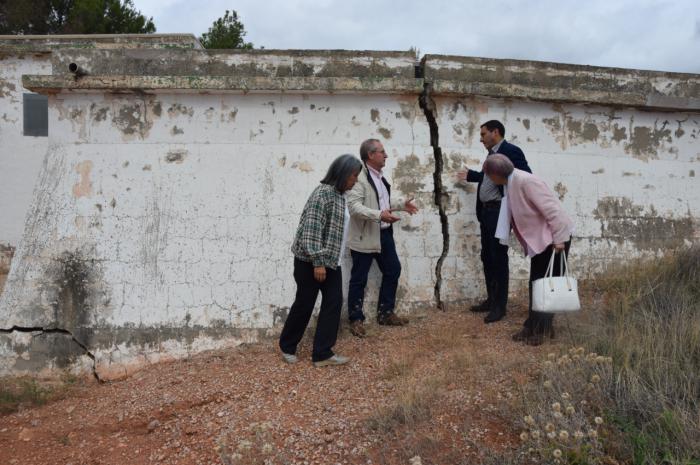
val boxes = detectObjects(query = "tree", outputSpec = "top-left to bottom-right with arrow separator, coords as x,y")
199,10 -> 253,49
0,0 -> 155,35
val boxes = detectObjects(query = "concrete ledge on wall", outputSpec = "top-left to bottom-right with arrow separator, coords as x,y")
423,55 -> 700,112
0,34 -> 202,55
22,75 -> 425,95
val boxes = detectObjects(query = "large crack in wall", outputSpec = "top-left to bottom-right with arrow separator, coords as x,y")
418,82 -> 450,310
0,326 -> 103,382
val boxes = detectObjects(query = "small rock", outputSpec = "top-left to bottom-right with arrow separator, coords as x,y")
66,405 -> 75,414
147,420 -> 160,433
409,456 -> 423,465
18,428 -> 33,442
30,419 -> 40,427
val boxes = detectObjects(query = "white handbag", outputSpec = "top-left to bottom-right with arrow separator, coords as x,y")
531,250 -> 581,313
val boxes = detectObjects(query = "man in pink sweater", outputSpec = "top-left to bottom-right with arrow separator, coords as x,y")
482,154 -> 575,345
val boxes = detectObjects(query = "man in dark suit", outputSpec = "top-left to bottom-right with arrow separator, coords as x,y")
457,120 -> 531,323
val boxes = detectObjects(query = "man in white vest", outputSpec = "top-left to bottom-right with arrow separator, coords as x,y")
345,139 -> 418,337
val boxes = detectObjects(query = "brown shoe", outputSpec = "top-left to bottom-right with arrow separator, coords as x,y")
512,328 -> 532,342
349,320 -> 366,338
525,333 -> 544,346
377,313 -> 408,326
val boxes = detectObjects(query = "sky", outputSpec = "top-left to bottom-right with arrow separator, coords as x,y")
133,0 -> 700,74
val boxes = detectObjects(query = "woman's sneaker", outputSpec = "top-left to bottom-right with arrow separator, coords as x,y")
281,352 -> 298,364
313,354 -> 350,367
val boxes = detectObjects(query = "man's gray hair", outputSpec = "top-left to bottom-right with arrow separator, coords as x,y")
359,138 -> 381,162
483,154 -> 514,178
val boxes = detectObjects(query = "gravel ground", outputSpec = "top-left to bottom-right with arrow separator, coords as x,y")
0,301 -> 554,465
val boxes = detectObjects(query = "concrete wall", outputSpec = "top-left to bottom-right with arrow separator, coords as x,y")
1,48 -> 698,379
0,35 -> 202,295
0,54 -> 51,293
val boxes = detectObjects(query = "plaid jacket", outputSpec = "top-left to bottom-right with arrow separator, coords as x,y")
291,183 -> 346,269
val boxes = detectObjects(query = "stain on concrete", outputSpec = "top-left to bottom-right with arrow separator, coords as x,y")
112,103 -> 152,139
291,161 -> 314,173
370,109 -> 380,123
393,154 -> 429,194
553,182 -> 568,201
171,125 -> 184,135
624,120 -> 672,159
0,78 -> 16,98
142,164 -> 152,171
675,126 -> 685,138
151,101 -> 162,117
592,168 -> 605,174
0,243 -> 15,296
165,150 -> 186,164
690,170 -> 696,177
72,160 -> 93,198
167,103 -> 194,118
622,172 -> 640,177
611,124 -> 627,143
522,118 -> 531,130
90,103 -> 109,123
288,107 -> 299,115
593,197 -> 695,250
542,107 -> 604,149
378,127 -> 392,139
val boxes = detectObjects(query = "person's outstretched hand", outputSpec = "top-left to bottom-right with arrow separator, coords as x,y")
380,209 -> 401,223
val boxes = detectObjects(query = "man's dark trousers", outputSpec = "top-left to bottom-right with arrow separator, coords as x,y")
347,227 -> 401,322
279,258 -> 342,362
479,204 -> 509,316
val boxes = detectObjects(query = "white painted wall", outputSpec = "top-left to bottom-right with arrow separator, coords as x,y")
1,83 -> 698,378
0,55 -> 51,250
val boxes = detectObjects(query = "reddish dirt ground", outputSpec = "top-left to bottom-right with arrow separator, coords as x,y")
0,301 -> 553,465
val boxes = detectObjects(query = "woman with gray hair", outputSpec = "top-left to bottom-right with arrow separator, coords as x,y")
483,154 -> 575,345
279,154 -> 363,365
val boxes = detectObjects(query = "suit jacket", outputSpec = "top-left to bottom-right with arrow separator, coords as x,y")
347,164 -> 405,253
507,169 -> 574,256
466,140 -> 531,222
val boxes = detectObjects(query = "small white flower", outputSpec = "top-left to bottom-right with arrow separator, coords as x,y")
566,406 -> 575,415
588,429 -> 598,438
547,431 -> 557,439
591,374 -> 601,384
559,430 -> 569,441
545,422 -> 556,432
553,449 -> 563,458
574,430 -> 585,439
553,411 -> 563,419
551,402 -> 561,412
531,430 -> 541,440
520,432 -> 529,441
561,392 -> 571,400
543,380 -> 553,389
595,416 -> 604,425
524,415 -> 535,425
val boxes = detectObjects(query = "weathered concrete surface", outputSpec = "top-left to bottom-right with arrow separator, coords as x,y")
0,89 -> 432,379
23,49 -> 420,95
0,55 -> 52,267
0,36 -> 203,299
424,55 -> 700,111
23,75 -> 424,95
47,49 -> 416,78
2,47 -> 699,379
0,34 -> 202,54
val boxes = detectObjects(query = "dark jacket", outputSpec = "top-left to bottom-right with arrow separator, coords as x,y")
466,140 -> 532,222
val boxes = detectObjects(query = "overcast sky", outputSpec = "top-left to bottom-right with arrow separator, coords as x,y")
134,0 -> 700,74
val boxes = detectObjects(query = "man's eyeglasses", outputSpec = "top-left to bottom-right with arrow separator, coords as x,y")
371,149 -> 386,154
